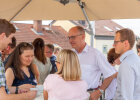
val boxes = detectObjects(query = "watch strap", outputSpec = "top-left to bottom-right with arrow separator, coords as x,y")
98,88 -> 104,94
15,86 -> 18,94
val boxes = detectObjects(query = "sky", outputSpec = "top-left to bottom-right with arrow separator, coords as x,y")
113,19 -> 140,37
13,20 -> 52,25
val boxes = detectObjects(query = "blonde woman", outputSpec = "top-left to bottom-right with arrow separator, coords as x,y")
43,49 -> 89,100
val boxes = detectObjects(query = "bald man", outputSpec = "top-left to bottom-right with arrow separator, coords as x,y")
68,26 -> 117,100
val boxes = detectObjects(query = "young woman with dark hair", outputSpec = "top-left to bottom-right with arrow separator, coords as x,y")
5,42 -> 37,94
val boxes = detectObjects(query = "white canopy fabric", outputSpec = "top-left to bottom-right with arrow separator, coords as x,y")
0,0 -> 140,21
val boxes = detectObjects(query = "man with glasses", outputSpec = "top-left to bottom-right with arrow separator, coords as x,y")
0,19 -> 36,100
45,44 -> 57,73
113,28 -> 140,100
68,26 -> 117,100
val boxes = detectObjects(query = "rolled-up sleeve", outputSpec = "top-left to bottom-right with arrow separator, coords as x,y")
96,53 -> 116,78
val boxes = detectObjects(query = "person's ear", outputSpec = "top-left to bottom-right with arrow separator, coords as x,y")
82,34 -> 85,40
1,33 -> 6,38
124,40 -> 128,47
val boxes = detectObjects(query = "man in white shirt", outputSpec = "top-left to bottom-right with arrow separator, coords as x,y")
68,26 -> 117,100
113,28 -> 140,100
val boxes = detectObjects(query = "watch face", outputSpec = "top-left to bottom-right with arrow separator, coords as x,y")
101,90 -> 104,94
99,88 -> 104,94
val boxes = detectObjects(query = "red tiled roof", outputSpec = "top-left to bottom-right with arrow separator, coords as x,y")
42,26 -> 71,49
70,20 -> 124,36
13,23 -> 71,49
95,20 -> 124,36
13,20 -> 123,49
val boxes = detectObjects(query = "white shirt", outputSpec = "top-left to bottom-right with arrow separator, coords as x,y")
114,50 -> 140,100
73,44 -> 116,99
105,67 -> 117,100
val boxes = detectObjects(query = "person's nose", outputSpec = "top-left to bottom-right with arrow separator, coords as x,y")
29,56 -> 33,61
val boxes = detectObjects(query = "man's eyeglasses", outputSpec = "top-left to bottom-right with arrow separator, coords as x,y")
68,34 -> 83,40
113,40 -> 125,45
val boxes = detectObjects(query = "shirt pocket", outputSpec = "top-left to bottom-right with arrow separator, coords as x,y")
80,64 -> 99,77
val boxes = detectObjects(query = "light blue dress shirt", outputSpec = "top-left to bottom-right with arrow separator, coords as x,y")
114,50 -> 140,100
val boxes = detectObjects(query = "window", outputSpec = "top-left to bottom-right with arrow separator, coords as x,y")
103,45 -> 108,54
115,27 -> 120,30
104,26 -> 113,32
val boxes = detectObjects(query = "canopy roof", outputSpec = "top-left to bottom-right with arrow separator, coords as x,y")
0,0 -> 140,21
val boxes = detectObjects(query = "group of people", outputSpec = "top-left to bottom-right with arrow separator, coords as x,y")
0,18 -> 140,100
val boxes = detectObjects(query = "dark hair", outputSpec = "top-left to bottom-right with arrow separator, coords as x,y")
116,28 -> 135,49
0,19 -> 16,36
107,48 -> 120,64
46,44 -> 54,52
33,38 -> 46,64
5,42 -> 34,80
8,37 -> 16,48
136,40 -> 140,53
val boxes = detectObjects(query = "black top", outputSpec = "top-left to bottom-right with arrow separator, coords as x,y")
12,68 -> 37,86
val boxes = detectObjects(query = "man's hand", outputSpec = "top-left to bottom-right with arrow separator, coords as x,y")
90,90 -> 102,100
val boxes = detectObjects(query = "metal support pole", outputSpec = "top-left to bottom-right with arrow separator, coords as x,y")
10,0 -> 32,21
77,0 -> 94,47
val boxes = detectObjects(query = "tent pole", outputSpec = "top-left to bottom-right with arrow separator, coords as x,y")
77,0 -> 94,47
10,0 -> 32,21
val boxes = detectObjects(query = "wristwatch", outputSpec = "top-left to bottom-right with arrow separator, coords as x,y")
98,88 -> 104,94
15,86 -> 18,94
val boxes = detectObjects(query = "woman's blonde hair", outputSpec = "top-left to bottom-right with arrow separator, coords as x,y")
56,49 -> 81,81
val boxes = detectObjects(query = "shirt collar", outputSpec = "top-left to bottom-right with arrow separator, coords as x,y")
120,50 -> 134,62
0,51 -> 2,57
82,44 -> 88,53
73,44 -> 89,54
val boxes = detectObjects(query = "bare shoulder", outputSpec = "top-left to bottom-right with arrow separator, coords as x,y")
6,67 -> 13,73
5,67 -> 14,77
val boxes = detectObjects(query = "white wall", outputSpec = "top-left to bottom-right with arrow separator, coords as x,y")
95,39 -> 114,57
94,38 -> 137,57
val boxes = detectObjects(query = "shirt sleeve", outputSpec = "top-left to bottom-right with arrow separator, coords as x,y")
96,53 -> 116,78
105,78 -> 117,99
0,63 -> 6,88
47,58 -> 52,72
118,64 -> 135,100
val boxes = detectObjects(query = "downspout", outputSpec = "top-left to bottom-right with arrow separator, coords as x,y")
77,0 -> 94,47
